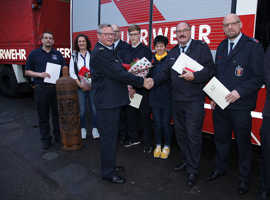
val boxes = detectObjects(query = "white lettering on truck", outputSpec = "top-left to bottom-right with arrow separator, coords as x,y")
0,49 -> 26,60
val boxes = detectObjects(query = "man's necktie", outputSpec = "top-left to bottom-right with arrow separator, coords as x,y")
181,46 -> 186,53
229,42 -> 234,54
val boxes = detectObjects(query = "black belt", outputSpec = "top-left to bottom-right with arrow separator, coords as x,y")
34,83 -> 56,88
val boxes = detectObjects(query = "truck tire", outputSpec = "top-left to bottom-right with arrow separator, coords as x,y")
0,64 -> 19,96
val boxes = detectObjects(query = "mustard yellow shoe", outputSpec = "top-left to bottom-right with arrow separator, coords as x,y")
153,146 -> 162,158
160,146 -> 170,159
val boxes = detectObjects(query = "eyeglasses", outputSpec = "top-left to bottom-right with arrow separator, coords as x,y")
176,29 -> 191,34
223,21 -> 240,28
98,32 -> 115,37
129,33 -> 140,37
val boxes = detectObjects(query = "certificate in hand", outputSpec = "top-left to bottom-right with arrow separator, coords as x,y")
44,62 -> 61,84
203,76 -> 230,110
129,93 -> 143,109
172,53 -> 204,74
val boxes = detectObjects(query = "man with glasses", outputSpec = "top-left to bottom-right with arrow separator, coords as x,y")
124,24 -> 153,152
91,24 -> 153,184
207,14 -> 264,196
153,22 -> 214,187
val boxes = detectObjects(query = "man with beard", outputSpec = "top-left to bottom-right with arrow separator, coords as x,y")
153,22 -> 214,187
25,32 -> 67,150
207,14 -> 264,196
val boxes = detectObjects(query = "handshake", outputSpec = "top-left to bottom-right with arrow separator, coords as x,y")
143,78 -> 154,90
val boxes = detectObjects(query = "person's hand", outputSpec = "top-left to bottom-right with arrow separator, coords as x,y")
179,69 -> 194,81
128,85 -> 136,98
143,78 -> 154,89
225,90 -> 240,103
40,72 -> 51,78
210,101 -> 216,110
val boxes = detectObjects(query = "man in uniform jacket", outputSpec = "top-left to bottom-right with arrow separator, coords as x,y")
91,24 -> 153,184
153,22 -> 214,187
207,14 -> 264,196
258,46 -> 270,200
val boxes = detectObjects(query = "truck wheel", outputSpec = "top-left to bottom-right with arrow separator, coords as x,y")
0,65 -> 19,96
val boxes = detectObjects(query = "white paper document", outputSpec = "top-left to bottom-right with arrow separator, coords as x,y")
203,76 -> 231,110
129,93 -> 143,109
172,53 -> 204,74
44,62 -> 61,84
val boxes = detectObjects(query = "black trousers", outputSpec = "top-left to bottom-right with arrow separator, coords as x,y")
126,93 -> 152,146
213,107 -> 252,181
173,100 -> 205,175
96,107 -> 121,178
34,85 -> 60,145
260,116 -> 270,191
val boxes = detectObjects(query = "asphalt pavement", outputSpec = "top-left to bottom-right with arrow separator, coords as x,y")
0,93 -> 262,200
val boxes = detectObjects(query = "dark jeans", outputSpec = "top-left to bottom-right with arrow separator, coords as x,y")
260,116 -> 270,192
152,106 -> 172,146
34,85 -> 60,145
78,89 -> 97,129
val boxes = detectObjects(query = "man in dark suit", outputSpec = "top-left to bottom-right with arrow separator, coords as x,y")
207,14 -> 264,195
91,24 -> 153,184
153,22 -> 214,187
258,46 -> 270,200
111,24 -> 131,144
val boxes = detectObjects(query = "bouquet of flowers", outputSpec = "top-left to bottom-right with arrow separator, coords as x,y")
78,66 -> 91,90
122,57 -> 152,78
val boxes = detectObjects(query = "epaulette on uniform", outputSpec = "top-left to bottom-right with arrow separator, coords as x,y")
249,37 -> 259,43
99,47 -> 105,51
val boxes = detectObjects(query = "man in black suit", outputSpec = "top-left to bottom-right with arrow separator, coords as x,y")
153,22 -> 214,187
91,24 -> 153,184
207,14 -> 264,195
259,46 -> 270,200
111,24 -> 131,144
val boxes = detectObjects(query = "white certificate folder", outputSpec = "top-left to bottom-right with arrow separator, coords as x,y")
44,62 -> 61,84
203,76 -> 230,110
129,93 -> 143,109
172,53 -> 204,74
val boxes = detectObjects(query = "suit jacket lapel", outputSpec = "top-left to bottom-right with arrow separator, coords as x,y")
226,34 -> 246,60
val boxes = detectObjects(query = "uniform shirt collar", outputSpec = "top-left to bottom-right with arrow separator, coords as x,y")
179,38 -> 192,52
114,39 -> 120,48
98,41 -> 113,50
131,42 -> 141,48
228,32 -> 242,49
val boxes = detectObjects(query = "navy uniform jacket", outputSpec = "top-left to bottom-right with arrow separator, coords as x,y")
263,46 -> 270,116
149,54 -> 171,108
91,42 -> 144,109
215,34 -> 264,110
155,39 -> 214,102
114,40 -> 131,64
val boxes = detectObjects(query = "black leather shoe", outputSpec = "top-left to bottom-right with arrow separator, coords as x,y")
238,180 -> 249,195
259,190 -> 270,200
187,173 -> 197,187
174,163 -> 186,172
207,170 -> 225,181
114,166 -> 125,172
102,175 -> 126,184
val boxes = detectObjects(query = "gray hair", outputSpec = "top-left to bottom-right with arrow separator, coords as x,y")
97,24 -> 112,33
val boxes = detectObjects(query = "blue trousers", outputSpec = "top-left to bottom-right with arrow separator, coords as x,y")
78,89 -> 97,129
152,106 -> 172,146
